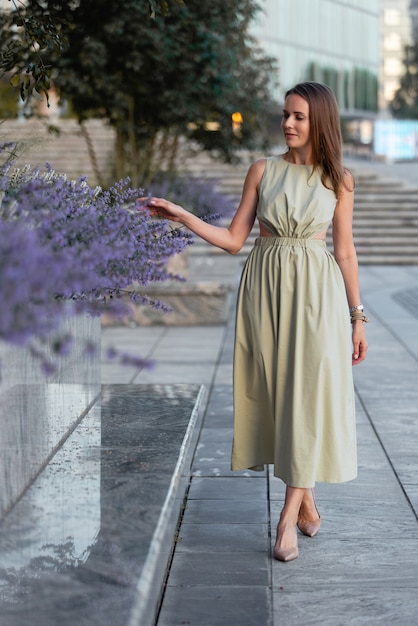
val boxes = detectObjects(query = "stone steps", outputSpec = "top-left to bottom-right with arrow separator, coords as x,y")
353,226 -> 418,232
1,118 -> 115,183
185,156 -> 418,265
189,241 -> 418,265
2,119 -> 417,263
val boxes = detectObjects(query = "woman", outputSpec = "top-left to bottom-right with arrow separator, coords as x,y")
146,81 -> 368,562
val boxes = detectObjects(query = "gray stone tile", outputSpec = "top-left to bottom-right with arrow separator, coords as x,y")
352,467 -> 400,487
204,386 -> 234,423
192,460 -> 261,478
366,397 -> 418,415
101,326 -> 165,353
272,587 -> 418,626
394,460 -> 418,484
101,364 -> 137,383
182,499 -> 268,525
194,439 -> 232,457
403,484 -> 418,516
356,439 -> 390,464
312,478 -> 406,502
158,586 -> 270,626
154,327 -> 225,359
193,440 -> 256,477
198,427 -> 234,443
269,499 -> 418,538
154,347 -> 221,363
136,362 -> 215,384
355,421 -> 382,439
166,552 -> 270,587
213,364 -> 233,385
192,439 -> 261,477
354,409 -> 369,426
373,422 -> 418,443
206,384 -> 233,398
271,535 -> 418,588
188,477 -> 268,501
176,523 -> 268,553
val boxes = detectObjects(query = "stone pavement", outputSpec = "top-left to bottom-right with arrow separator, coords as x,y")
101,260 -> 418,626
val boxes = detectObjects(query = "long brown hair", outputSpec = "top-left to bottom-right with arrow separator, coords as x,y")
284,81 -> 353,197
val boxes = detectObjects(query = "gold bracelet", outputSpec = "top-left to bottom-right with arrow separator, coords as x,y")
350,311 -> 369,323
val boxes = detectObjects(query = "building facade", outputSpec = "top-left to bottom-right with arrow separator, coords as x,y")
251,0 -> 380,116
380,0 -> 413,114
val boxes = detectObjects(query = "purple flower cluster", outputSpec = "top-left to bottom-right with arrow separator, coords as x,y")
0,147 -> 192,367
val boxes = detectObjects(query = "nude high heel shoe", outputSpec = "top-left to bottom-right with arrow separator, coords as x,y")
297,489 -> 321,537
273,524 -> 299,562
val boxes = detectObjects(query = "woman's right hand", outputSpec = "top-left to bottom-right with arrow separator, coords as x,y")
140,197 -> 187,223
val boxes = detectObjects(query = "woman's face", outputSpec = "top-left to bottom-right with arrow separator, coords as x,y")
281,94 -> 311,151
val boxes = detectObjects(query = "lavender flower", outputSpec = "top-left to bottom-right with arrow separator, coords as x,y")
0,146 -> 193,370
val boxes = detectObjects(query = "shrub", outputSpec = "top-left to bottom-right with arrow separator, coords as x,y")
0,145 -> 193,372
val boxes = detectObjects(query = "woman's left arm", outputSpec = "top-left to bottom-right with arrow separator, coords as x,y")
332,172 -> 368,365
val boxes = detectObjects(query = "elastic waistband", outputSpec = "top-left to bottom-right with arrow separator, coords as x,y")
254,236 -> 326,249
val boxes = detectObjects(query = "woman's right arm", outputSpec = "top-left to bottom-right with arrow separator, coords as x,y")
147,159 -> 266,255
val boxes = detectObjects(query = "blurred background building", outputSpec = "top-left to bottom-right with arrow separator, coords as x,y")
380,0 -> 413,114
252,0 -> 418,155
252,0 -> 380,117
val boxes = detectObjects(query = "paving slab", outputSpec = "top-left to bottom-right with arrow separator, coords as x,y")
182,499 -> 269,525
176,522 -> 269,553
166,551 -> 270,587
272,588 -> 418,626
187,476 -> 268,501
158,586 -> 271,626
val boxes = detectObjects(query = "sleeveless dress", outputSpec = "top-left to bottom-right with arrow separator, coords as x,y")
231,156 -> 357,487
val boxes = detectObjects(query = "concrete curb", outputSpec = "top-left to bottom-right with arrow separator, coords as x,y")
128,384 -> 208,626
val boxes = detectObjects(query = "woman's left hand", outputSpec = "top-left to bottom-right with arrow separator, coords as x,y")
352,322 -> 368,365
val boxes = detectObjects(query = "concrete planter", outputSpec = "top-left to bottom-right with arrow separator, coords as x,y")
0,314 -> 100,518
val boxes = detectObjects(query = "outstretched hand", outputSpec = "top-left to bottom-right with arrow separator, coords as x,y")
138,196 -> 186,223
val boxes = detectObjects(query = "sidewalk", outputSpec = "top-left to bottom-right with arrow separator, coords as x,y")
102,260 -> 418,626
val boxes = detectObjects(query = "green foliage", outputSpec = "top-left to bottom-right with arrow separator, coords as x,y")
58,0 -> 277,184
0,78 -> 18,117
0,0 -> 189,109
148,0 -> 186,17
391,43 -> 418,119
0,0 -> 71,107
1,0 -> 277,186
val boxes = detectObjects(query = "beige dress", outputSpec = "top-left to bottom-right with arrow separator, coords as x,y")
231,156 -> 357,487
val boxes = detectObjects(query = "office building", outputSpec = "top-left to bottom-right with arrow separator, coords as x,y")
252,0 -> 380,115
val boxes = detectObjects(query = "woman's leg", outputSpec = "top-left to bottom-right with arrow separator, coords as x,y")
298,487 -> 320,522
297,487 -> 321,537
274,485 -> 305,561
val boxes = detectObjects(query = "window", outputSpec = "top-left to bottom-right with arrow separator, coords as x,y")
384,9 -> 400,26
384,80 -> 399,101
384,57 -> 403,76
384,32 -> 402,51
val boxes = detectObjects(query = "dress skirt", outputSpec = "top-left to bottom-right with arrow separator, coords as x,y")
231,236 -> 357,487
